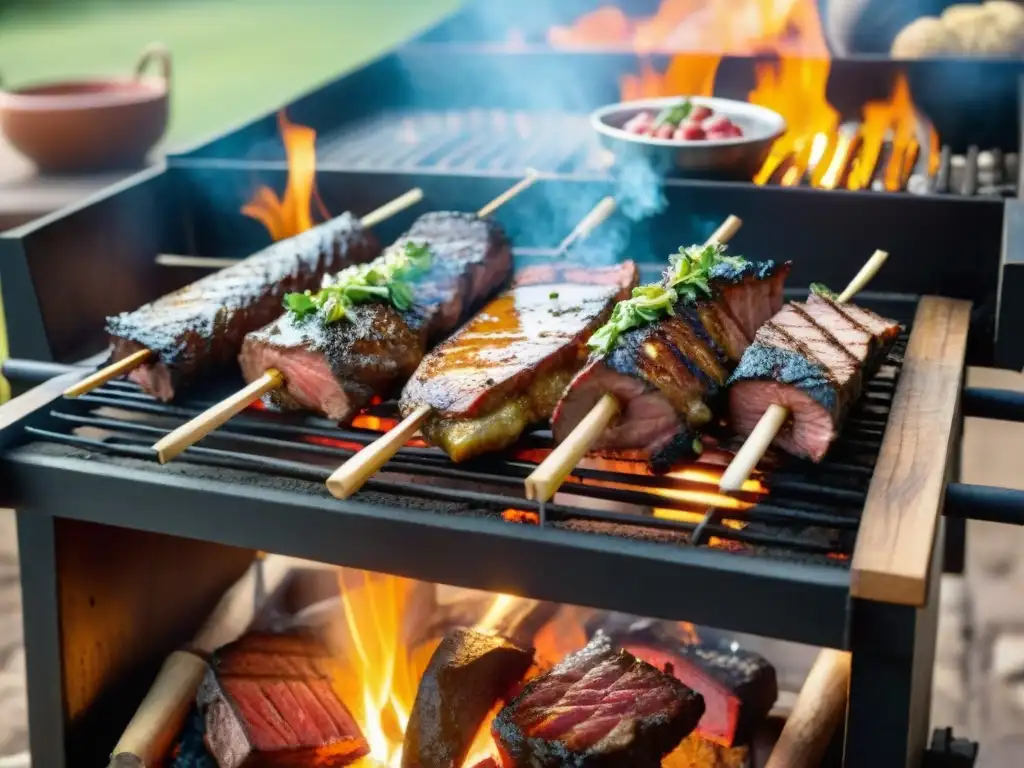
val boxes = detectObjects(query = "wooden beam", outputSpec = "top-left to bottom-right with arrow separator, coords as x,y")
851,296 -> 971,605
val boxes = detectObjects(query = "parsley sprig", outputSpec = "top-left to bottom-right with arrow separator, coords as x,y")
586,242 -> 747,356
653,98 -> 693,128
283,242 -> 432,324
810,282 -> 839,300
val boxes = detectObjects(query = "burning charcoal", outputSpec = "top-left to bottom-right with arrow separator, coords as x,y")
492,633 -> 704,767
198,632 -> 368,768
585,617 -> 777,746
664,733 -> 749,768
467,760 -> 500,768
403,628 -> 534,768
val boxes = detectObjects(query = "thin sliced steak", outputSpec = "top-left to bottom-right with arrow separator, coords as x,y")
400,263 -> 638,462
550,260 -> 787,471
107,213 -> 380,401
728,293 -> 902,461
198,632 -> 368,768
402,629 -> 534,768
492,633 -> 704,768
238,213 -> 511,423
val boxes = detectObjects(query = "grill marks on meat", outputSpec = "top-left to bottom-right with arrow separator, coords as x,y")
492,633 -> 704,768
107,213 -> 380,401
401,263 -> 638,463
728,293 -> 902,461
402,629 -> 534,768
238,213 -> 511,423
550,261 -> 789,471
198,632 -> 368,768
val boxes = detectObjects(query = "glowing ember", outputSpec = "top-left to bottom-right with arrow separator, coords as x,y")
351,414 -> 400,433
502,508 -> 540,525
242,111 -> 329,241
680,621 -> 701,644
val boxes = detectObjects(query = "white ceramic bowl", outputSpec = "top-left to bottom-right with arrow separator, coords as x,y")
590,96 -> 787,179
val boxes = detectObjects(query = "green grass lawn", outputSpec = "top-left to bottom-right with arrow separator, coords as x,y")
0,0 -> 460,147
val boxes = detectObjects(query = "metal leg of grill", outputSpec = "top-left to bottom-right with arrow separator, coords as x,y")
17,511 -> 66,768
846,521 -> 944,768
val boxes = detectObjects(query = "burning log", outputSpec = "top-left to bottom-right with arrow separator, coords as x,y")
198,632 -> 369,768
665,733 -> 749,768
492,633 -> 705,768
585,616 -> 777,748
402,628 -> 534,768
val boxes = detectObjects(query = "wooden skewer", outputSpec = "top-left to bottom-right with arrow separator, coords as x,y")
325,194 -> 622,500
109,555 -> 297,767
764,649 -> 851,768
151,175 -> 541,465
718,248 -> 889,492
523,215 -> 744,504
153,369 -> 283,464
65,188 -> 427,400
63,348 -> 153,398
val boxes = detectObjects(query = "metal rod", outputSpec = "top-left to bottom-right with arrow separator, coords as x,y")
1,359 -> 83,385
932,146 -> 953,194
945,482 -> 1024,525
962,386 -> 1024,423
961,146 -> 980,197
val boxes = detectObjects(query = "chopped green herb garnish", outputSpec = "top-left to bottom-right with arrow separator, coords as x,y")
692,437 -> 704,455
283,242 -> 432,324
549,291 -> 559,299
654,98 -> 692,128
810,282 -> 839,300
587,242 -> 748,356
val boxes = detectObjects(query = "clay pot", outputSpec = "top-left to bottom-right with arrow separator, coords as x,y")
0,44 -> 170,174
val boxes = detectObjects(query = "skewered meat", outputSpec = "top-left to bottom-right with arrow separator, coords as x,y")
402,629 -> 534,768
400,263 -> 638,462
107,213 -> 380,401
492,633 -> 705,768
728,292 -> 901,461
198,632 -> 368,768
551,260 -> 789,471
239,213 -> 512,422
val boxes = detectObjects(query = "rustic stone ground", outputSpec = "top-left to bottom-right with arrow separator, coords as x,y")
0,367 -> 1020,766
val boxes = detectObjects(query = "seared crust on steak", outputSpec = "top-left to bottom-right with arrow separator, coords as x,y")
107,213 -> 380,401
492,633 -> 704,768
728,293 -> 902,461
238,212 -> 512,423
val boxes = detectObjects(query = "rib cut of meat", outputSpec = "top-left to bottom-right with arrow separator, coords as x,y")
728,293 -> 902,461
492,633 -> 705,768
551,260 -> 789,471
402,628 -> 534,768
198,632 -> 368,768
400,263 -> 638,462
239,212 -> 511,423
107,213 -> 380,401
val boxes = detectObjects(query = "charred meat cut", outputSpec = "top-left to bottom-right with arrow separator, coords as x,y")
402,629 -> 534,768
239,213 -> 511,422
198,632 -> 368,768
492,633 -> 705,768
728,293 -> 901,461
107,213 -> 380,401
400,263 -> 638,462
551,260 -> 789,471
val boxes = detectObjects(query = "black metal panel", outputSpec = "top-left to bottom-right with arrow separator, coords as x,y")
3,450 -> 851,648
998,200 -> 1024,370
0,168 -> 181,363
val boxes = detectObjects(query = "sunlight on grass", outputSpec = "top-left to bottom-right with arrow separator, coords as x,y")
0,0 -> 459,147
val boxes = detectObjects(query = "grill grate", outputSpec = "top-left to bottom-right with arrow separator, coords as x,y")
308,109 -> 1015,197
18,330 -> 910,566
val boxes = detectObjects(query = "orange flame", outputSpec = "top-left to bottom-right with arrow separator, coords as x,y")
242,111 -> 328,241
550,0 -> 829,56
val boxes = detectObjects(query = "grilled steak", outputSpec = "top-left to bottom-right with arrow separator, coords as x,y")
551,261 -> 789,471
400,263 -> 638,462
728,293 -> 902,461
402,629 -> 534,768
107,213 -> 380,401
239,213 -> 512,422
198,632 -> 368,768
492,633 -> 704,768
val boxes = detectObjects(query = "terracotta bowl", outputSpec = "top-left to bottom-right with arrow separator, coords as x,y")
0,44 -> 171,174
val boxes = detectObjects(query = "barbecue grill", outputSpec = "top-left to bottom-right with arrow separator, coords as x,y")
3,2 -> 1024,766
